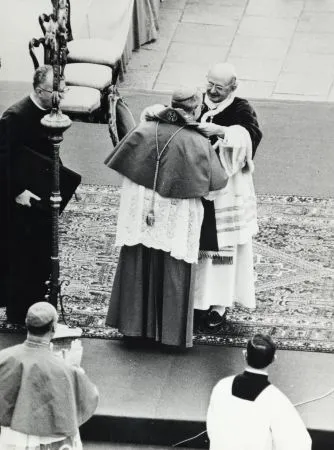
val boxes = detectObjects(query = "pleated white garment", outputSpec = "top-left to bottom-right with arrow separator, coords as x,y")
193,125 -> 258,310
193,240 -> 256,309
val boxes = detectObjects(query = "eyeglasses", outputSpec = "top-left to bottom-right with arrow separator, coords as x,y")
39,86 -> 70,94
206,81 -> 231,93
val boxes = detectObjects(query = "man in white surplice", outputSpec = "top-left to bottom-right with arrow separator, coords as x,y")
207,334 -> 312,450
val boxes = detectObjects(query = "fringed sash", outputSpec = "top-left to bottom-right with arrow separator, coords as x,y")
199,249 -> 234,265
199,125 -> 258,265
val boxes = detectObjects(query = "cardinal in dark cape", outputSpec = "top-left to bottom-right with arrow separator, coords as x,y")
105,104 -> 225,199
104,87 -> 228,348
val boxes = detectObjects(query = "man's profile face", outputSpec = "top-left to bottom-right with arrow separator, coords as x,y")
206,70 -> 233,103
36,71 -> 54,109
36,72 -> 68,109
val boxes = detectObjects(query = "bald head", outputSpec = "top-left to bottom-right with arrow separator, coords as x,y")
208,63 -> 236,84
206,63 -> 238,103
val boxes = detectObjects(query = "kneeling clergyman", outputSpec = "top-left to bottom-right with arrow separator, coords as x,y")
104,87 -> 228,348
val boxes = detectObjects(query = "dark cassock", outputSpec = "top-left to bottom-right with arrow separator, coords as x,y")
193,94 -> 263,315
207,370 -> 312,450
104,107 -> 228,347
200,94 -> 262,154
0,96 -> 53,323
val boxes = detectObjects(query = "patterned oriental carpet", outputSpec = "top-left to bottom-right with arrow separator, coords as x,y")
1,184 -> 334,352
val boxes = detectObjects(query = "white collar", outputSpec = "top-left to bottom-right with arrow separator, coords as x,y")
204,94 -> 222,110
245,367 -> 268,376
26,336 -> 51,348
201,93 -> 235,123
30,93 -> 47,111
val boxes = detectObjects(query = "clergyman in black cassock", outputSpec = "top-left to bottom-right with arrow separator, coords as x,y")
0,65 -> 67,324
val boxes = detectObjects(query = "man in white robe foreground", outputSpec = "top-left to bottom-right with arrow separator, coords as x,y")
0,302 -> 99,450
207,334 -> 311,450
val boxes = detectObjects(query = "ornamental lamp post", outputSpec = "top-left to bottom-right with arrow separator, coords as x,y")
41,0 -> 71,309
41,109 -> 71,310
36,0 -> 81,337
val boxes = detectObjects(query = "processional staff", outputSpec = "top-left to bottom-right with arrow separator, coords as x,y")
39,1 -> 72,314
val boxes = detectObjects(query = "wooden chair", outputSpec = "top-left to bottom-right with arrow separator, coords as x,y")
29,0 -> 122,123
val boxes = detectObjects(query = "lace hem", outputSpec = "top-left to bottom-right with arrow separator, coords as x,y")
116,238 -> 199,264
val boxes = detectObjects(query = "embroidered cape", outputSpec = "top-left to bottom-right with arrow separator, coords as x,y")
105,107 -> 228,199
0,341 -> 98,437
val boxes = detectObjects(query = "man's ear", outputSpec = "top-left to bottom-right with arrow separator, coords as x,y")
243,349 -> 247,361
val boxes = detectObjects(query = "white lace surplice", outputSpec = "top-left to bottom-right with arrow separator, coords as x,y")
116,177 -> 204,264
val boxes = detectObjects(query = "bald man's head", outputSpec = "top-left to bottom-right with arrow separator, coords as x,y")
206,63 -> 238,103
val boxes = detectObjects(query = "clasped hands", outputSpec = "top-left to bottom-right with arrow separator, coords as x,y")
197,122 -> 225,138
15,189 -> 41,207
197,123 -> 254,172
51,339 -> 84,369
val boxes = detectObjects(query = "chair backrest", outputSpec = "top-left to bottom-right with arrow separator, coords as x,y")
29,38 -> 46,70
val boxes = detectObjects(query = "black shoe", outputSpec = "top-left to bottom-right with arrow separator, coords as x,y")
206,310 -> 227,330
123,335 -> 157,349
193,309 -> 209,332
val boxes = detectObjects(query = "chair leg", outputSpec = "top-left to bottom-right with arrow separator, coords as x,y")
107,87 -> 119,147
112,60 -> 122,86
99,89 -> 110,124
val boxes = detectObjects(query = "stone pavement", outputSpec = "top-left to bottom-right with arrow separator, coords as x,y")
121,0 -> 334,101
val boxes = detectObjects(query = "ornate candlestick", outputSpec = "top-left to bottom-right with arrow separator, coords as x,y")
41,111 -> 71,310
33,1 -> 81,336
41,1 -> 71,312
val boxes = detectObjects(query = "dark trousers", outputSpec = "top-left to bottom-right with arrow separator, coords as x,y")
5,204 -> 52,323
